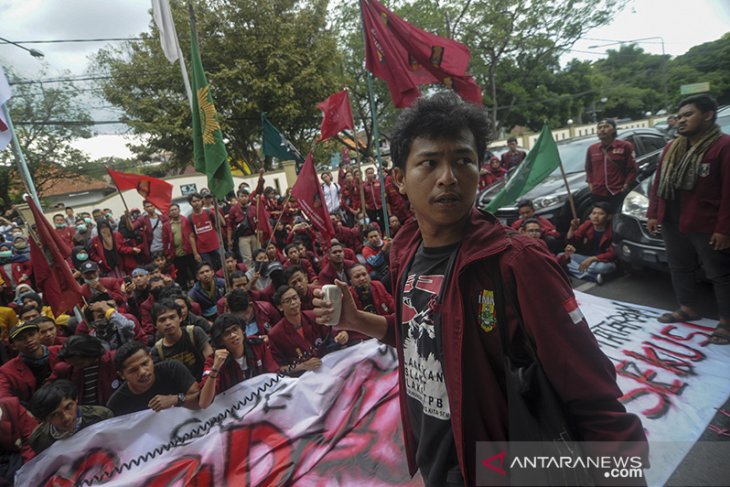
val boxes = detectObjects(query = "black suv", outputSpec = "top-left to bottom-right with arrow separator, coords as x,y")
612,107 -> 730,273
476,128 -> 670,233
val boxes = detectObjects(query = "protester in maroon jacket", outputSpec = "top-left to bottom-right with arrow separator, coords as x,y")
285,266 -> 320,311
585,118 -> 638,211
52,213 -> 76,252
56,335 -> 119,406
77,261 -> 127,309
199,314 -> 278,409
0,322 -> 64,405
134,200 -> 173,263
313,93 -> 646,487
500,136 -> 526,170
560,202 -> 617,284
268,285 -> 346,374
0,396 -> 38,476
89,221 -> 140,277
348,263 -> 394,317
318,241 -> 356,285
283,244 -> 318,283
226,288 -> 281,338
167,203 -> 196,289
647,94 -> 730,341
510,199 -> 562,253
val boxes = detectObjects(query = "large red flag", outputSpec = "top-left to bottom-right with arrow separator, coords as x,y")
26,196 -> 83,315
360,0 -> 482,107
317,90 -> 355,142
255,194 -> 273,244
291,153 -> 336,241
107,169 -> 173,214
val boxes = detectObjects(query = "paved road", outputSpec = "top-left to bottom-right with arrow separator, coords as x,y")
577,270 -> 728,486
577,268 -> 719,320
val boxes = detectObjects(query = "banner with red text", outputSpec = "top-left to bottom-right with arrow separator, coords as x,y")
16,296 -> 730,486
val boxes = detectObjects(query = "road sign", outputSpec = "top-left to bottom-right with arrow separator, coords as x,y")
680,82 -> 710,95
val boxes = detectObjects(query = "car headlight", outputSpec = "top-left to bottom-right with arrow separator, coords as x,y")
533,193 -> 568,209
621,190 -> 649,220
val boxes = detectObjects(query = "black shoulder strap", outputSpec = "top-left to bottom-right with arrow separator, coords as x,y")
488,254 -> 537,363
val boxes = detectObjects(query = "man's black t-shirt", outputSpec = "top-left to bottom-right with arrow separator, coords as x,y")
400,242 -> 460,487
106,360 -> 195,416
151,326 -> 210,380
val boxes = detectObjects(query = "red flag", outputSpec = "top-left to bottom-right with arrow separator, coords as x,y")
255,194 -> 273,244
107,169 -> 173,214
25,196 -> 83,315
360,0 -> 482,107
291,153 -> 336,240
317,90 -> 355,142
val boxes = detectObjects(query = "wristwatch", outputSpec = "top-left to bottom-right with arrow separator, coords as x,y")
176,393 -> 185,407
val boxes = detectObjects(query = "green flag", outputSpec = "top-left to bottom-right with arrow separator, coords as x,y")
190,28 -> 233,199
262,113 -> 304,162
486,125 -> 561,212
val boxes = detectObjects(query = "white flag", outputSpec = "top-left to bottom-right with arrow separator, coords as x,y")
151,0 -> 180,63
0,67 -> 12,151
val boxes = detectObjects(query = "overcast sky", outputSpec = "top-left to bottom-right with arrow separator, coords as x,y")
1,0 -> 729,159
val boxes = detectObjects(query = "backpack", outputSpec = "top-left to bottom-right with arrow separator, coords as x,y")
155,325 -> 197,361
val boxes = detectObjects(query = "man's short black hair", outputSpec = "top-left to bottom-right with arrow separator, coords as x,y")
284,265 -> 306,283
211,313 -> 244,346
521,217 -> 541,228
389,91 -> 491,170
29,380 -> 78,421
516,199 -> 534,210
592,201 -> 613,215
114,341 -> 148,371
230,270 -> 247,281
18,304 -> 39,319
507,136 -> 518,144
195,261 -> 212,275
187,192 -> 203,203
152,299 -> 182,325
678,94 -> 718,123
284,243 -> 298,255
226,289 -> 250,313
58,335 -> 105,360
252,248 -> 267,260
273,285 -> 295,306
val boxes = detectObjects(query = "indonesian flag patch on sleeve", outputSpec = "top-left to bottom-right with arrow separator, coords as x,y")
562,296 -> 585,324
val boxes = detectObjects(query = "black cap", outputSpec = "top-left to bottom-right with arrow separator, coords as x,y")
598,118 -> 617,130
80,261 -> 99,274
9,322 -> 39,341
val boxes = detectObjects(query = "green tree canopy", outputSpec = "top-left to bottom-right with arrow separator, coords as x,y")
94,0 -> 344,172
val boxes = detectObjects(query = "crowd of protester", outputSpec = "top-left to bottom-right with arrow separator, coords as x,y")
0,152 -> 615,482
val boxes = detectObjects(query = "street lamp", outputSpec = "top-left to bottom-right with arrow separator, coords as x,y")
0,36 -> 44,58
588,37 -> 668,113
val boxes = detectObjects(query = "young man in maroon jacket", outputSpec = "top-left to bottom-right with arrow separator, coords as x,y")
314,92 -> 647,486
647,94 -> 730,342
585,118 -> 638,212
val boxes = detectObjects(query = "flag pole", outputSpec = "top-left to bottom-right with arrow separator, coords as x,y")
359,1 -> 390,238
2,104 -> 41,209
557,160 -> 578,220
188,1 -> 230,292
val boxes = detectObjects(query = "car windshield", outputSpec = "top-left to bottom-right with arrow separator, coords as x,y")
554,138 -> 594,175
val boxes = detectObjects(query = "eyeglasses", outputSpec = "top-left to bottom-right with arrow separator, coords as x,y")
280,295 -> 300,305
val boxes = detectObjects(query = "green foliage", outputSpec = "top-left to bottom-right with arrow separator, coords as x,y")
0,68 -> 92,207
94,0 -> 343,172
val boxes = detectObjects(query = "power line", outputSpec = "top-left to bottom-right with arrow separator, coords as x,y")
0,37 -> 144,45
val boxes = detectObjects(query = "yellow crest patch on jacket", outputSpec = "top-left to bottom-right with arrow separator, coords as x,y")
478,289 -> 496,333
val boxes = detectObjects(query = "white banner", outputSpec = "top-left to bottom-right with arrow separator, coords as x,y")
16,294 -> 730,486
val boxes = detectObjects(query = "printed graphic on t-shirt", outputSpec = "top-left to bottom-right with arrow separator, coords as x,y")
193,218 -> 213,235
402,273 -> 450,420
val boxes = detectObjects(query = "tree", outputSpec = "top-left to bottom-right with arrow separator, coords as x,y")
667,33 -> 730,107
94,0 -> 344,172
456,0 -> 625,133
0,68 -> 92,208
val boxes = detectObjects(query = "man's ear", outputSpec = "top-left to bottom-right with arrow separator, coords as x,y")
393,167 -> 406,194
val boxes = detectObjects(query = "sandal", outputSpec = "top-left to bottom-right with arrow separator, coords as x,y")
657,309 -> 702,323
709,322 -> 730,345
